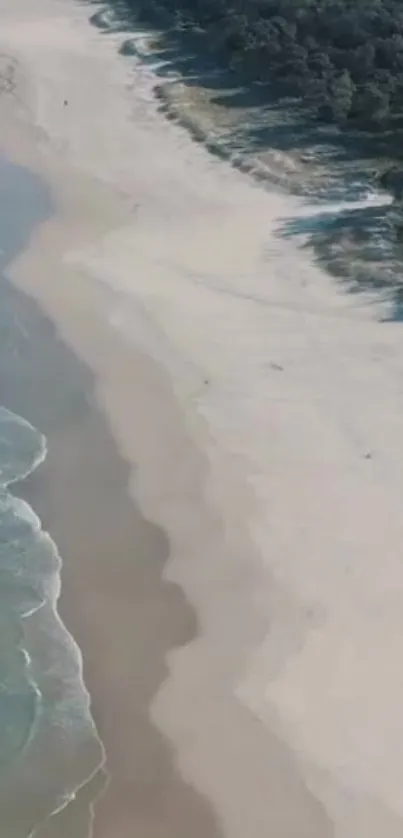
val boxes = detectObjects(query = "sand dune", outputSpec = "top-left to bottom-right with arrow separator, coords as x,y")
1,1 -> 403,835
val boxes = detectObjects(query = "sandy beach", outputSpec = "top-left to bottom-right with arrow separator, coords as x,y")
2,0 -> 403,836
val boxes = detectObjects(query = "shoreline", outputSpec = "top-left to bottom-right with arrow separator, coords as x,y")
2,1 -> 403,836
0,4 -> 331,836
0,156 -> 105,838
6,268 -> 224,838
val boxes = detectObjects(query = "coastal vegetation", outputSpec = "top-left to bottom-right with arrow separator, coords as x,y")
122,0 -> 403,133
96,0 -> 403,200
90,0 -> 403,312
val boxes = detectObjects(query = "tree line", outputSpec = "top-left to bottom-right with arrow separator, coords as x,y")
129,0 -> 403,133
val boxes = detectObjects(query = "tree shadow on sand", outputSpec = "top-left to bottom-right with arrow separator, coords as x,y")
80,0 -> 403,319
278,200 -> 403,320
82,0 -> 393,189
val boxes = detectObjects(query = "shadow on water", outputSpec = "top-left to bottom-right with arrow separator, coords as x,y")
81,0 -> 403,320
0,161 -> 225,837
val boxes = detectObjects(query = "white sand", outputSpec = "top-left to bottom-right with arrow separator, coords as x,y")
1,0 -> 403,835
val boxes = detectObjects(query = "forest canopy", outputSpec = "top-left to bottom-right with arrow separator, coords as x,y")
137,0 -> 403,132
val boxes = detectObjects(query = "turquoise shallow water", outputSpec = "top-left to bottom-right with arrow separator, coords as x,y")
0,408 -> 102,837
0,157 -> 103,836
0,408 -> 47,769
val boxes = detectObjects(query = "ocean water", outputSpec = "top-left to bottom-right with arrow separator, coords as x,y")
0,408 -> 47,769
0,158 -> 103,836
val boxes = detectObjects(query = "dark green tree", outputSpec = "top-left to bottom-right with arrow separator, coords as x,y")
112,0 -> 403,135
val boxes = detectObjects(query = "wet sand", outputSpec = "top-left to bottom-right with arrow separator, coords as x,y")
3,226 -> 330,836
0,155 -> 227,835
3,268 -> 223,838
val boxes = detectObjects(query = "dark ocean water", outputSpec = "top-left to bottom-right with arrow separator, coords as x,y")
0,157 -> 102,837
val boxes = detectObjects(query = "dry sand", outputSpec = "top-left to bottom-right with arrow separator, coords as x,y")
1,0 -> 403,836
